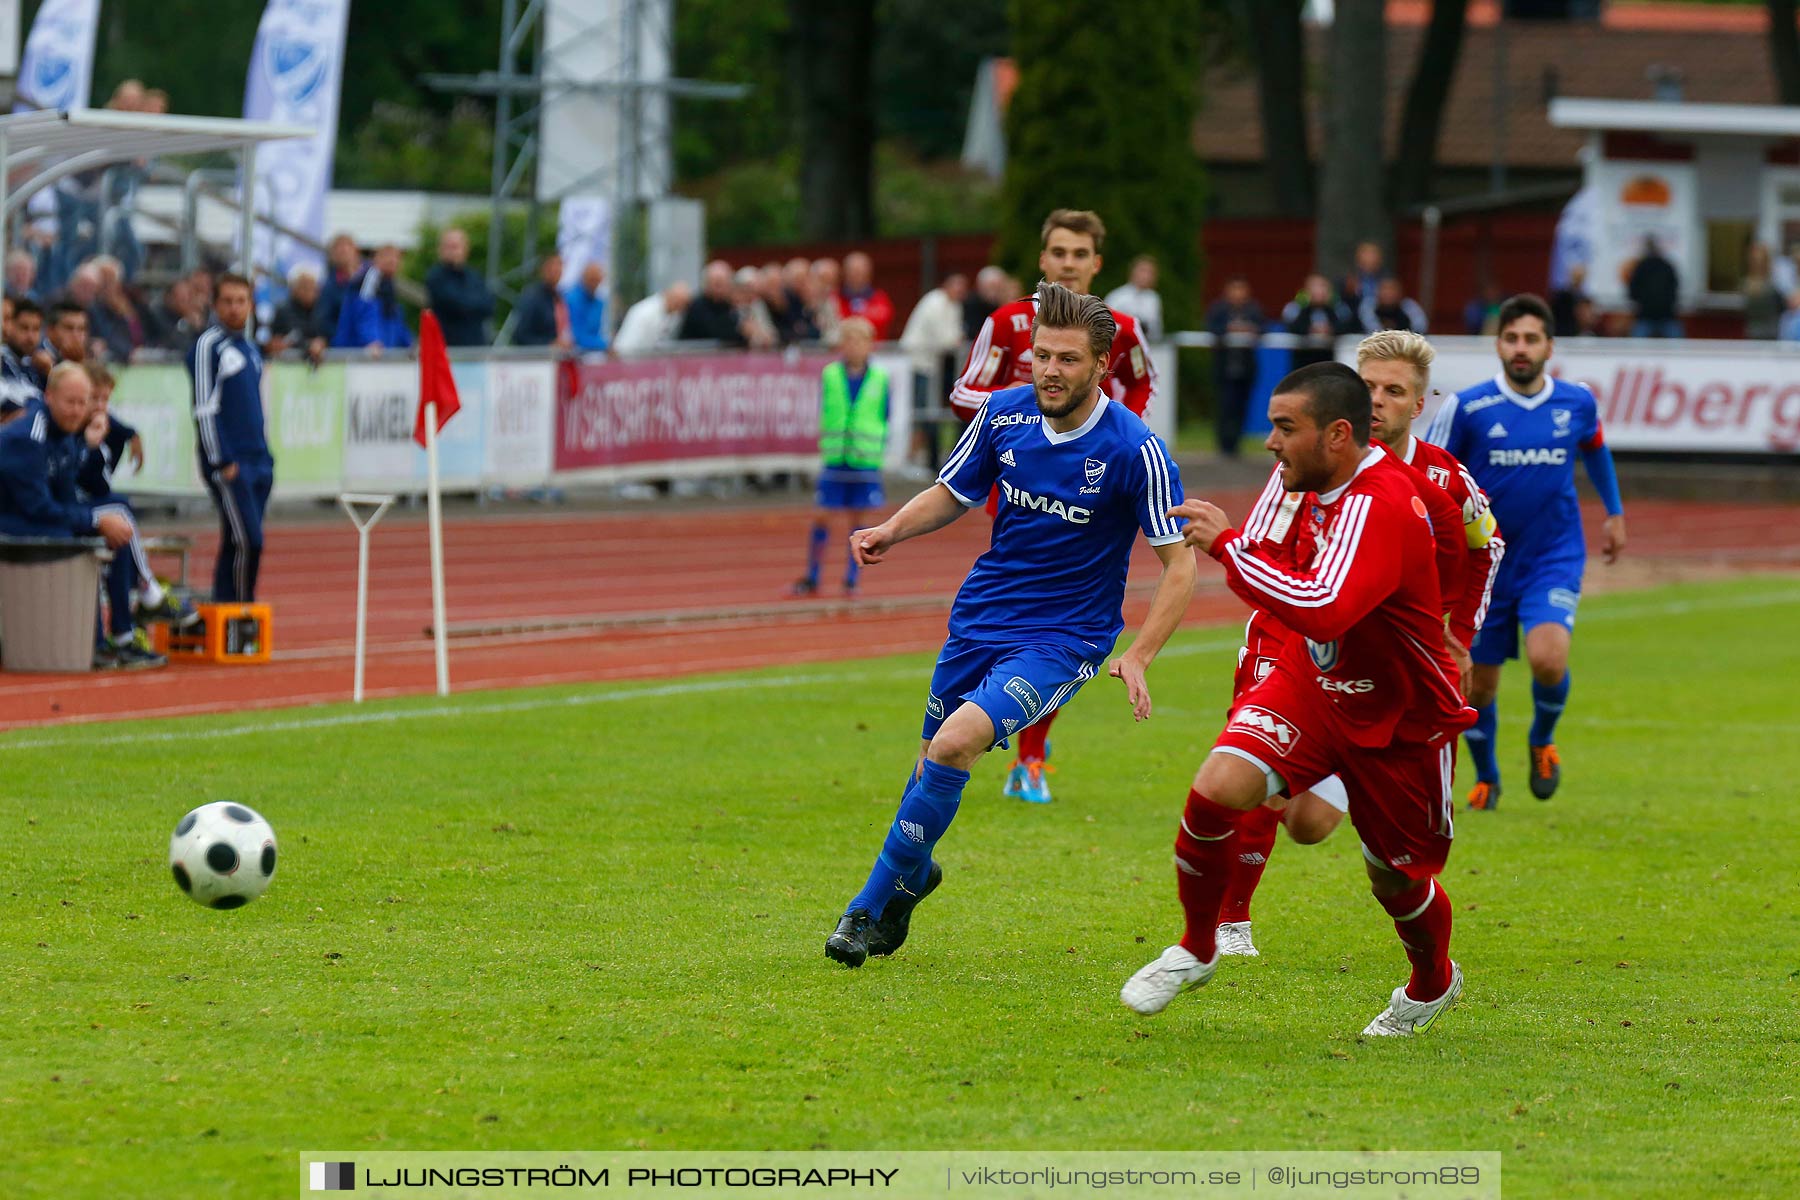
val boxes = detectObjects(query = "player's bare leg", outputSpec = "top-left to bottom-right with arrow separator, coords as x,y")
1464,661 -> 1504,810
1361,859 -> 1462,1037
830,706 -> 992,966
1123,751 -> 1267,1013
1216,780 -> 1345,957
1522,622 -> 1572,800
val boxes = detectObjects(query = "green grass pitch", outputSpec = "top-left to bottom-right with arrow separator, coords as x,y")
3,576 -> 1798,1198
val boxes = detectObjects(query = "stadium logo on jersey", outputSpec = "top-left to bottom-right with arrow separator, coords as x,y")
1489,447 -> 1567,466
999,449 -> 1017,467
899,820 -> 927,844
1306,637 -> 1341,672
1426,465 -> 1450,488
1552,408 -> 1573,437
1487,421 -> 1509,438
990,412 -> 1042,428
1230,706 -> 1300,756
1003,677 -> 1043,719
1084,457 -> 1106,488
926,694 -> 945,720
998,481 -> 1092,525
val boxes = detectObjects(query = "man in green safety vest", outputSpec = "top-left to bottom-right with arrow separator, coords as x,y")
794,317 -> 888,597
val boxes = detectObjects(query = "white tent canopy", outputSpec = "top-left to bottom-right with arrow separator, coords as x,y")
0,108 -> 312,296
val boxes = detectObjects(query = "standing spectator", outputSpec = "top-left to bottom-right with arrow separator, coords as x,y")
1464,281 -> 1504,336
317,233 -> 363,336
809,258 -> 843,345
613,281 -> 692,357
511,254 -> 571,350
150,278 -> 204,352
732,265 -> 778,349
187,273 -> 273,603
761,263 -> 817,345
1341,240 -> 1386,313
563,261 -> 609,352
1105,255 -> 1165,341
678,260 -> 749,347
1359,276 -> 1428,334
1549,263 -> 1590,338
964,265 -> 1009,338
898,272 -> 967,473
1281,273 -> 1354,367
791,317 -> 887,598
5,250 -> 40,303
1205,275 -> 1265,458
334,244 -> 413,353
1,298 -> 47,417
0,363 -> 159,667
266,265 -> 331,362
1741,243 -> 1783,341
1627,237 -> 1681,338
424,228 -> 495,347
836,252 -> 894,340
87,257 -> 147,363
47,300 -> 92,367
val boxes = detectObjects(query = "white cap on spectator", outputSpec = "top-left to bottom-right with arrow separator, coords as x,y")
733,265 -> 758,287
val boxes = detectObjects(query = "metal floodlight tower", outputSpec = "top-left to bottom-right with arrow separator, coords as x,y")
424,0 -> 744,317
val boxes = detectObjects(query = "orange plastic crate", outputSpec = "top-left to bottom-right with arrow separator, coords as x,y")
162,603 -> 273,664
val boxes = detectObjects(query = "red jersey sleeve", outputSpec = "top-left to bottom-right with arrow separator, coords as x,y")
1209,491 -> 1402,644
949,303 -> 1027,420
1442,463 -> 1503,646
1107,313 -> 1158,418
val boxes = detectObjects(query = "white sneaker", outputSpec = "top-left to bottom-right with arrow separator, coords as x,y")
1360,962 -> 1464,1037
1216,920 -> 1259,957
1120,944 -> 1218,1015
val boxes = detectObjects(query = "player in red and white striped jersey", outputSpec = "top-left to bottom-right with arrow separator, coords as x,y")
1123,362 -> 1476,1038
1211,331 -> 1505,959
946,209 -> 1159,804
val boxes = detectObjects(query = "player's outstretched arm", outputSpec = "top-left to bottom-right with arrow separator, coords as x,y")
1579,430 -> 1626,563
1108,539 -> 1198,721
850,482 -> 967,565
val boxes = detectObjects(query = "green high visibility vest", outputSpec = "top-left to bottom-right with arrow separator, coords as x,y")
819,361 -> 889,470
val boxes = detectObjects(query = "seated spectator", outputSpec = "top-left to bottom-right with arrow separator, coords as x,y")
512,253 -> 571,350
424,227 -> 495,347
317,233 -> 363,336
964,265 -> 1009,338
563,261 -> 609,352
836,251 -> 894,340
1359,276 -> 1428,334
334,244 -> 413,353
2,298 -> 48,419
1105,255 -> 1164,341
267,264 -> 332,362
87,256 -> 147,363
1206,275 -> 1265,458
678,260 -> 750,347
0,363 -> 159,667
613,281 -> 692,357
1281,273 -> 1355,366
6,250 -> 40,304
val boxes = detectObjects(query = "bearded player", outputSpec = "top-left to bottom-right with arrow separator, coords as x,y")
1212,331 -> 1503,958
948,209 -> 1159,804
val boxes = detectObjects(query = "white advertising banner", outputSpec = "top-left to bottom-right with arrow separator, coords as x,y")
13,0 -> 97,111
242,0 -> 352,282
484,360 -> 557,484
1370,337 -> 1800,455
343,361 -> 484,489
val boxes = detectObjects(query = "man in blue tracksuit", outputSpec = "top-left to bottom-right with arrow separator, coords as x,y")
186,272 -> 274,602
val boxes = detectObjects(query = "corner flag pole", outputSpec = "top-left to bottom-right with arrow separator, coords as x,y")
424,399 -> 450,697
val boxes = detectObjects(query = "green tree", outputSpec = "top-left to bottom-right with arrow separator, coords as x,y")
995,0 -> 1209,331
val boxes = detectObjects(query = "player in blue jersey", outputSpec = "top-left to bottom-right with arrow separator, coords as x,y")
823,282 -> 1198,967
1424,293 -> 1625,809
186,273 -> 274,603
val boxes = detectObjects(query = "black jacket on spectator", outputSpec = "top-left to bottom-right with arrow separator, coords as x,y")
88,304 -> 139,362
425,263 -> 497,346
268,297 -> 332,348
1281,298 -> 1354,366
316,268 -> 359,341
511,281 -> 563,347
677,295 -> 746,347
78,414 -> 136,501
767,289 -> 819,345
1206,299 -> 1265,381
1549,287 -> 1585,338
1628,254 -> 1679,321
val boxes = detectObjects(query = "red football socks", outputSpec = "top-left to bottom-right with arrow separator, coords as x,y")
1174,789 -> 1244,962
1015,711 -> 1052,763
1218,803 -> 1281,924
1378,878 -> 1455,1001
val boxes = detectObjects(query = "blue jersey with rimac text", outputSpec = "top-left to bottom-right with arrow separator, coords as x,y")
1425,373 -> 1602,567
936,385 -> 1185,653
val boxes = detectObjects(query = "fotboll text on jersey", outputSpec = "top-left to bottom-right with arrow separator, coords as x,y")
1489,447 -> 1569,466
998,480 -> 1092,524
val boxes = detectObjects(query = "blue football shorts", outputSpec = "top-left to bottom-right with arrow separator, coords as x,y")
816,467 -> 883,511
1471,550 -> 1582,664
921,636 -> 1107,749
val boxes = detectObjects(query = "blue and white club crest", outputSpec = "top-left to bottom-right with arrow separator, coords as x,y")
1084,457 -> 1106,487
1306,637 -> 1340,672
264,32 -> 329,106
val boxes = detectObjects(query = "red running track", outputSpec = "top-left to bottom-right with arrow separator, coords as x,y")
1,492 -> 1795,730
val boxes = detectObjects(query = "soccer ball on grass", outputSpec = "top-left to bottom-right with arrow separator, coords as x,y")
169,802 -> 278,909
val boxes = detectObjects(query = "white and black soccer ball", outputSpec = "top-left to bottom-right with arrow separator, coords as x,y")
169,802 -> 278,909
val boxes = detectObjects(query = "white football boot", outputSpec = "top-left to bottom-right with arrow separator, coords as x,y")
1120,944 -> 1219,1015
1360,962 -> 1464,1037
1215,920 -> 1259,957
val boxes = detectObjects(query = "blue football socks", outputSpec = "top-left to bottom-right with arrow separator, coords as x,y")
848,759 -> 969,919
1530,670 -> 1570,746
804,522 -> 827,587
844,542 -> 861,591
1466,701 -> 1500,784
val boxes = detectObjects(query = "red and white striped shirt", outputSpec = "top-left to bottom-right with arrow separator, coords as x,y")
949,295 -> 1157,421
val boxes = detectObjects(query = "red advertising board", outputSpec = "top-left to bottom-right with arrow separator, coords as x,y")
555,354 -> 829,470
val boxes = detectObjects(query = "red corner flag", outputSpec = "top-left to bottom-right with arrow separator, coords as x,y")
414,310 -> 462,447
